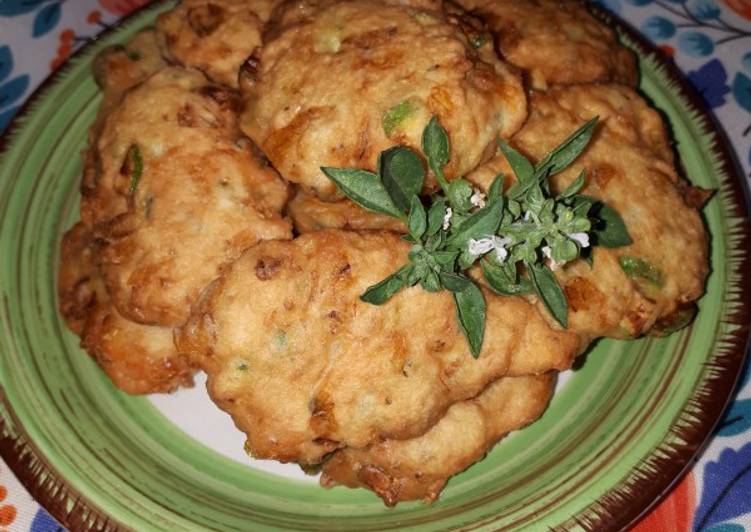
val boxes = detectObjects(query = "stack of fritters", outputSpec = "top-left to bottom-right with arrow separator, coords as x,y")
59,0 -> 709,505
60,28 -> 291,393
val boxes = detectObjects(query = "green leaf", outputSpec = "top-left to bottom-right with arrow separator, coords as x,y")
420,270 -> 441,292
498,139 -> 533,183
481,259 -> 534,296
378,146 -> 425,212
408,196 -> 427,240
529,263 -> 568,327
507,199 -> 521,218
592,200 -> 632,248
426,197 -> 446,236
406,262 -> 426,285
535,117 -> 598,178
618,256 -> 663,286
422,116 -> 450,184
321,167 -> 405,219
453,281 -> 486,358
382,99 -> 416,137
458,247 -> 477,269
487,174 -> 504,202
649,304 -> 697,337
447,200 -> 503,249
447,178 -> 473,213
432,250 -> 459,269
572,195 -> 631,248
360,266 -> 410,304
559,169 -> 586,198
126,144 -> 143,194
439,272 -> 471,292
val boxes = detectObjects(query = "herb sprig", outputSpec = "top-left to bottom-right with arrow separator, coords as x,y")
321,117 -> 630,357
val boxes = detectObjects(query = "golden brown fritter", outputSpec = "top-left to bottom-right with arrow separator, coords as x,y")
157,0 -> 279,88
90,28 -> 169,125
468,84 -> 708,338
58,223 -> 193,394
83,29 -> 169,199
287,189 -> 406,233
457,0 -> 638,89
83,67 -> 292,327
321,373 -> 554,505
240,0 -> 527,200
176,230 -> 584,464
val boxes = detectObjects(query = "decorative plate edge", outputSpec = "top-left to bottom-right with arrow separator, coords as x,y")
0,2 -> 173,530
558,6 -> 751,532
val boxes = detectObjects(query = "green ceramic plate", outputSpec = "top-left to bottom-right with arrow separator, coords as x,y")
1,3 -> 749,530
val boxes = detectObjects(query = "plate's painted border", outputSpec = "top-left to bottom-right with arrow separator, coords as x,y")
566,5 -> 751,531
0,3 -> 175,530
0,2 -> 749,531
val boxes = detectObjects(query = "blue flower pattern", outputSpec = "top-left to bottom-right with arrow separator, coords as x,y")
0,45 -> 29,131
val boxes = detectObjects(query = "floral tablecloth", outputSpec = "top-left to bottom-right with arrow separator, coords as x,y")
0,0 -> 750,530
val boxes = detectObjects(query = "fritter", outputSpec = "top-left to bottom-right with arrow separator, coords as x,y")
287,189 -> 405,233
240,0 -> 527,199
59,223 -> 193,394
321,373 -> 554,505
468,84 -> 708,338
176,230 -> 584,464
83,29 -> 169,200
90,28 -> 168,125
157,0 -> 279,87
82,67 -> 292,327
457,0 -> 638,90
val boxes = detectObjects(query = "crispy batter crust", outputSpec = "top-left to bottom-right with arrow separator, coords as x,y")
241,0 -> 527,199
84,67 -> 291,326
287,188 -> 406,233
157,0 -> 279,87
468,84 -> 708,338
58,223 -> 194,394
176,230 -> 583,463
458,0 -> 638,89
321,373 -> 555,505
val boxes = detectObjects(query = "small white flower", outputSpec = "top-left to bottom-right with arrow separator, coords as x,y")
468,236 -> 512,262
468,237 -> 495,256
442,207 -> 453,230
470,189 -> 486,208
542,245 -> 565,271
494,241 -> 510,262
567,232 -> 590,248
524,211 -> 533,222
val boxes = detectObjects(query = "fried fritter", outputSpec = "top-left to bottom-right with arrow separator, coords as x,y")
457,0 -> 638,89
468,84 -> 708,338
240,0 -> 527,199
321,373 -> 554,505
287,189 -> 406,233
59,223 -> 193,394
157,0 -> 279,87
83,67 -> 292,327
83,29 -> 169,200
176,230 -> 584,464
90,28 -> 169,125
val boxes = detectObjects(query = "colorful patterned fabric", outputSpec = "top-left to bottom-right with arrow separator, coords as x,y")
0,0 -> 749,529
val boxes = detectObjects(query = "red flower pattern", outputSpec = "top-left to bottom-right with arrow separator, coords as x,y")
722,0 -> 751,21
98,0 -> 151,16
633,472 -> 696,532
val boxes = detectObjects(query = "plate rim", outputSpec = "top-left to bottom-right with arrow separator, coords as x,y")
0,2 -> 750,530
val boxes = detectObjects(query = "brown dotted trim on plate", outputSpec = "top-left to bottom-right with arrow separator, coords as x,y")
0,2 -> 175,530
557,5 -> 751,532
0,386 -> 125,531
